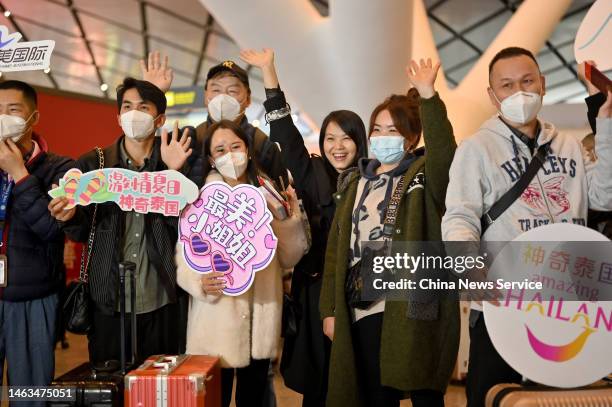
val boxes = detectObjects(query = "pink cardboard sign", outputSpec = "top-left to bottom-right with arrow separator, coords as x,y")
179,181 -> 278,296
49,168 -> 199,216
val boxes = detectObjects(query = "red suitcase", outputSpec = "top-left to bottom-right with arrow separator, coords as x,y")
125,355 -> 221,407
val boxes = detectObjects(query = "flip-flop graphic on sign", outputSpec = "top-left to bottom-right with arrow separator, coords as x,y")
49,168 -> 199,216
179,181 -> 278,296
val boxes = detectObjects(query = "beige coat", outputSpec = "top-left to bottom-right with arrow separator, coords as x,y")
176,171 -> 306,368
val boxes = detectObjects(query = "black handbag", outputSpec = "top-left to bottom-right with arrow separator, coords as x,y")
63,147 -> 103,334
345,245 -> 389,310
345,173 -> 406,310
281,292 -> 302,338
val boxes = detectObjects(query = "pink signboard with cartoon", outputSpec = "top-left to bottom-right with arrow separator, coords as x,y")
179,181 -> 278,296
49,168 -> 199,216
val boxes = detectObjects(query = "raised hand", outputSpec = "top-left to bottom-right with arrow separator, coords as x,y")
140,51 -> 174,93
405,58 -> 441,99
239,48 -> 279,89
577,60 -> 599,96
598,91 -> 612,119
160,121 -> 192,171
239,48 -> 274,69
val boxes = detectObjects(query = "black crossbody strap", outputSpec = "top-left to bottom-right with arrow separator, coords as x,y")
78,147 -> 104,283
481,142 -> 551,234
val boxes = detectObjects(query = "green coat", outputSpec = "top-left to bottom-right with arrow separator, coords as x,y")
319,94 -> 460,406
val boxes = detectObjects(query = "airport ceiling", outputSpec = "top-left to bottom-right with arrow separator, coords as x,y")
0,0 -> 596,105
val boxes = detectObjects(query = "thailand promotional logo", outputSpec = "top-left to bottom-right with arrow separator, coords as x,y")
484,224 -> 612,388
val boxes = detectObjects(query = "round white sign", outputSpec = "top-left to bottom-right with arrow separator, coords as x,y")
484,223 -> 612,388
574,0 -> 612,71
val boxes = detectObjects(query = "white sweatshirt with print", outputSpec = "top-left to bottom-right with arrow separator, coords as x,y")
442,115 -> 612,243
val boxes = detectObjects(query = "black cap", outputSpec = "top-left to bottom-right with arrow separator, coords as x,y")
206,61 -> 250,89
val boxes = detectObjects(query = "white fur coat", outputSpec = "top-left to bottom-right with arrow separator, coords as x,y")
176,171 -> 306,368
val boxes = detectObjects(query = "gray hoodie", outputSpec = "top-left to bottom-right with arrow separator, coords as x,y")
442,115 -> 612,243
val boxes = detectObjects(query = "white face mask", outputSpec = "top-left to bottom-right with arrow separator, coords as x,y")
214,152 -> 248,180
207,94 -> 242,122
120,110 -> 157,140
493,90 -> 542,125
0,112 -> 34,142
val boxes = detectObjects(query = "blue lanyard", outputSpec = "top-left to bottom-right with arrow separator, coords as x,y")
0,173 -> 13,248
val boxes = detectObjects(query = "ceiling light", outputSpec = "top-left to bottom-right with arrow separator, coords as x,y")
100,83 -> 108,91
43,68 -> 51,74
4,11 -> 11,17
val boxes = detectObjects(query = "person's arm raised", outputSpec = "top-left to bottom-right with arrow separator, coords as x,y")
240,48 -> 279,89
140,50 -> 174,93
406,58 -> 457,207
241,49 -> 317,193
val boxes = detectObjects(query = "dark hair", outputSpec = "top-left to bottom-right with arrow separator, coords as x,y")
319,110 -> 368,175
0,80 -> 38,108
116,77 -> 167,114
368,88 -> 422,149
489,47 -> 539,75
203,120 -> 261,184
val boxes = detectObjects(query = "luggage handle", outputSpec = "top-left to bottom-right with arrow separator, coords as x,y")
119,261 -> 137,375
149,355 -> 188,374
153,362 -> 172,370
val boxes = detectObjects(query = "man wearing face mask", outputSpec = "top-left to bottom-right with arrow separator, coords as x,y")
442,47 -> 612,406
200,61 -> 288,186
0,80 -> 74,396
48,77 -> 195,366
141,53 -> 288,187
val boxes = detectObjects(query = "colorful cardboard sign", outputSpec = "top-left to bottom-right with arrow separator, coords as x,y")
484,224 -> 612,388
49,168 -> 198,216
0,25 -> 54,72
574,0 -> 612,70
179,181 -> 278,296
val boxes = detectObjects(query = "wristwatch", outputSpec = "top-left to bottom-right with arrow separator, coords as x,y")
265,104 -> 292,124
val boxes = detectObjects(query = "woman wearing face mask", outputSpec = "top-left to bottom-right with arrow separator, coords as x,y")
175,120 -> 306,407
319,59 -> 460,407
240,48 -> 368,406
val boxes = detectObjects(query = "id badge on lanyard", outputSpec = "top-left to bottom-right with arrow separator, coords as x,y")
0,174 -> 13,287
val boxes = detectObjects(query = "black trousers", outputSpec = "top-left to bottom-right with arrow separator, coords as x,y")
353,312 -> 445,407
221,358 -> 271,407
88,302 -> 182,366
466,311 -> 522,407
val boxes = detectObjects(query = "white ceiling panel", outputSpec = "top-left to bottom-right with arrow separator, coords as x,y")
144,0 -> 209,24
3,69 -> 54,89
0,0 -> 596,109
74,0 -> 141,28
146,6 -> 205,54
